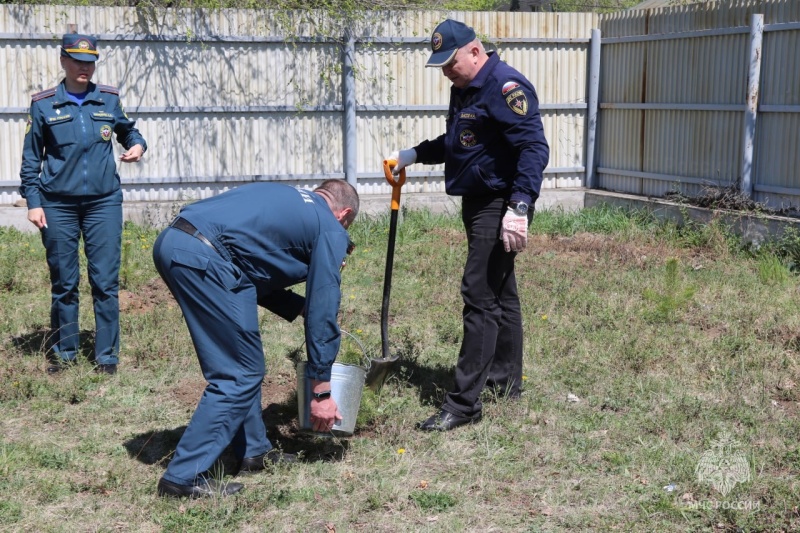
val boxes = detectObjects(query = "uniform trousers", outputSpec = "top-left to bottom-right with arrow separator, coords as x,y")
40,190 -> 122,365
153,227 -> 271,486
442,195 -> 526,419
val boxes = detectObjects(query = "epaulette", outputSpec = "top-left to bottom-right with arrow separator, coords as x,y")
31,87 -> 57,102
98,84 -> 119,95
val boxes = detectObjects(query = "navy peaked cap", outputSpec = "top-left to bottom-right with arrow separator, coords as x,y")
61,34 -> 99,62
426,19 -> 476,68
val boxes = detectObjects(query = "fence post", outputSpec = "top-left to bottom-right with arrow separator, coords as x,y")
342,29 -> 357,188
585,28 -> 601,190
741,14 -> 763,198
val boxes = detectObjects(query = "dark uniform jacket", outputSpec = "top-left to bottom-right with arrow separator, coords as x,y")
19,81 -> 147,209
413,52 -> 549,207
176,183 -> 352,382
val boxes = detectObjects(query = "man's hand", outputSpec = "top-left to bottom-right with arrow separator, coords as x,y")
386,148 -> 416,176
309,379 -> 343,432
501,212 -> 528,253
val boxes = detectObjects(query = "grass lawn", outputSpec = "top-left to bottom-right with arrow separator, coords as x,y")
0,204 -> 798,532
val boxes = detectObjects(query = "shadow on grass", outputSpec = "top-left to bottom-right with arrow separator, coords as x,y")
122,397 -> 350,474
10,327 -> 101,363
390,358 -> 454,406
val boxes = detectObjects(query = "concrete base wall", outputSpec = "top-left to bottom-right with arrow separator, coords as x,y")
0,188 -> 587,233
585,190 -> 800,245
4,189 -> 797,245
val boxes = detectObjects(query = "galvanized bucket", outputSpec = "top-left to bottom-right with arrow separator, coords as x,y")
296,330 -> 369,437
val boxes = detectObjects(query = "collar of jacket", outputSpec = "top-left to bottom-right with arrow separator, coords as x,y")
52,81 -> 103,106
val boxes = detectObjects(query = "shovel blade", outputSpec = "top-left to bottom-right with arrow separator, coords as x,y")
364,355 -> 399,392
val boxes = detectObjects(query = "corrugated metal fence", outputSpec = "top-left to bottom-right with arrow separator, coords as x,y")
0,7 -> 596,205
1,3 -> 797,210
598,0 -> 800,209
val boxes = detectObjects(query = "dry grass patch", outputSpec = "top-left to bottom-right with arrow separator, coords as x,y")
1,207 -> 800,531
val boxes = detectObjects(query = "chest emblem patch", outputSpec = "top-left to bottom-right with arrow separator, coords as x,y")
100,124 -> 112,141
459,129 -> 477,147
505,89 -> 528,116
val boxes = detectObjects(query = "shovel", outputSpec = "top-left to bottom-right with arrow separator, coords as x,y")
364,158 -> 406,392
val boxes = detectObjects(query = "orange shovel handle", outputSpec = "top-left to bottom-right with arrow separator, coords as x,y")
383,159 -> 406,211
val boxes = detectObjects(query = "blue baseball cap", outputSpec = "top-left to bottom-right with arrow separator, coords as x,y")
61,34 -> 99,62
426,19 -> 476,68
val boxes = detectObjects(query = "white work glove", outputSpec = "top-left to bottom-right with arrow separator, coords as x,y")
501,212 -> 528,253
387,148 -> 417,176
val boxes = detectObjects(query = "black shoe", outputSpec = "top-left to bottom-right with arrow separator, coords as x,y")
157,477 -> 244,499
238,449 -> 297,474
95,364 -> 117,375
46,360 -> 74,375
417,409 -> 481,432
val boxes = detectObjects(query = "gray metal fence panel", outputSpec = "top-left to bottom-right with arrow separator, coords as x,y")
2,3 -> 797,211
597,0 -> 800,209
0,7 -> 598,205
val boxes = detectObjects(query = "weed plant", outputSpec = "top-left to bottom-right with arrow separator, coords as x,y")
642,258 -> 696,323
0,205 -> 798,531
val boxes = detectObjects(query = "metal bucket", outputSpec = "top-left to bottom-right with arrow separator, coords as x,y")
296,331 -> 369,437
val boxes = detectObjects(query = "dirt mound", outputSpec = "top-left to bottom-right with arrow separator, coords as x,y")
119,277 -> 175,314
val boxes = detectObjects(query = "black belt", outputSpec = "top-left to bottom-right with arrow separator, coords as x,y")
170,217 -> 217,252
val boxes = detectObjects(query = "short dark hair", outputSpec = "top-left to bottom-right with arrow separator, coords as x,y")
316,179 -> 360,223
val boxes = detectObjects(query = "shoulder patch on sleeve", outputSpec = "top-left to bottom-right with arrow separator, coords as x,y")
501,81 -> 520,96
98,84 -> 120,95
31,87 -> 57,102
503,81 -> 528,116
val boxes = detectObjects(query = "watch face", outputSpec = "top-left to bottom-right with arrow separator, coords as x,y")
511,202 -> 528,215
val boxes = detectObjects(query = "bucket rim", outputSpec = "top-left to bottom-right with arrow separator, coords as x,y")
296,360 -> 367,372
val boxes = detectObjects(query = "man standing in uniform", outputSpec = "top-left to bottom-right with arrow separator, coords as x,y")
387,19 -> 549,431
152,179 -> 358,498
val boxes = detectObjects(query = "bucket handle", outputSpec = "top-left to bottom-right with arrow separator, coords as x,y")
297,329 -> 371,371
339,329 -> 371,371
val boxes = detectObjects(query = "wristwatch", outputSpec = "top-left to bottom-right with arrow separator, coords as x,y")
313,390 -> 332,400
508,201 -> 529,216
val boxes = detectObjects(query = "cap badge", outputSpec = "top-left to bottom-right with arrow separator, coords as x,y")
432,33 -> 443,51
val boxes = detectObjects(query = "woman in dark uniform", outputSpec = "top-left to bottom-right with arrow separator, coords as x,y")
19,33 -> 147,375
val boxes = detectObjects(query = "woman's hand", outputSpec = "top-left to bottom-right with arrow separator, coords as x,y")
119,144 -> 144,163
27,207 -> 47,230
